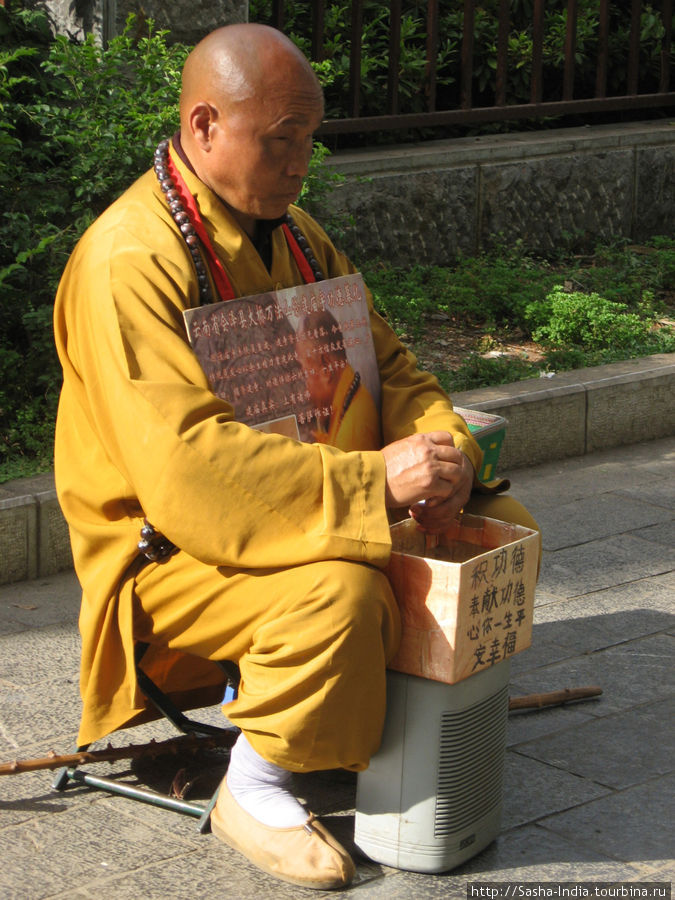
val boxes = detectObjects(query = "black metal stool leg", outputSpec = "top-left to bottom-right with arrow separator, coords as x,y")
52,744 -> 89,791
52,647 -> 241,831
198,783 -> 221,834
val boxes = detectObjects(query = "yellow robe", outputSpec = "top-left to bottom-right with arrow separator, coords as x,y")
54,147 -> 486,746
311,364 -> 381,450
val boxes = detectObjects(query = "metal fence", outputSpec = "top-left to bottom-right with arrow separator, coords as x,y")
266,0 -> 675,138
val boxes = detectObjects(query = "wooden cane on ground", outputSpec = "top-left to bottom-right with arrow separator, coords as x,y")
0,730 -> 238,777
508,685 -> 602,711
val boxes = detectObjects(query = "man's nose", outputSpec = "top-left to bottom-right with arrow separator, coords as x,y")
286,139 -> 313,177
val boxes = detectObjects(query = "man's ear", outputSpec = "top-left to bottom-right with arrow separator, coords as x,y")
188,102 -> 218,149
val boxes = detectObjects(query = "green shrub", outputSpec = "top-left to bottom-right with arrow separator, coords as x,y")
530,286 -> 652,350
0,9 -> 193,480
573,238 -> 675,310
439,353 -> 539,393
362,247 -> 559,335
364,240 -> 674,402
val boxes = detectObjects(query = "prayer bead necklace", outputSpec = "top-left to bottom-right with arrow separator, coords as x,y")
153,139 -> 324,305
154,139 -> 213,304
283,217 -> 325,283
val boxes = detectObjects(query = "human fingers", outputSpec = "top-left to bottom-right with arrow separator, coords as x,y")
410,494 -> 464,533
409,452 -> 474,531
382,433 -> 470,507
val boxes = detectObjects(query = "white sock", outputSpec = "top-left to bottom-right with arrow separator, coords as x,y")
226,733 -> 308,828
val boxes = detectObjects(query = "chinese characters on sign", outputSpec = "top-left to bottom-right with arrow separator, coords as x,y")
385,516 -> 537,685
465,542 -> 530,672
183,274 -> 381,444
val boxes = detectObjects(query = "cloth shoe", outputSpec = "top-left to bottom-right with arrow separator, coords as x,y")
210,779 -> 356,890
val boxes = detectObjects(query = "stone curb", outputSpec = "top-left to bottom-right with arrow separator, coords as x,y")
0,473 -> 73,586
1,353 -> 673,586
453,352 -> 675,471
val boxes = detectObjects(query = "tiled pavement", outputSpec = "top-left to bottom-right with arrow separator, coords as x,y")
0,436 -> 673,898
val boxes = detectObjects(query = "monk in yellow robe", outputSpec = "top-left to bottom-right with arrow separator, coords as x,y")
53,23 -> 539,890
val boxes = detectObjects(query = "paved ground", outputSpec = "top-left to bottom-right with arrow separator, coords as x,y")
0,437 -> 673,899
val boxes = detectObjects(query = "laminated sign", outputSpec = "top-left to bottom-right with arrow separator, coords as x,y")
183,273 -> 381,443
386,515 -> 538,684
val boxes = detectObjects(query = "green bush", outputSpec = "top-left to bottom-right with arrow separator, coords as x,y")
530,286 -> 653,350
0,9 -> 192,479
439,353 -> 539,394
362,246 -> 559,337
364,239 -> 674,398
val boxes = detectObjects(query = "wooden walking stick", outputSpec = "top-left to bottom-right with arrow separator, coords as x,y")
508,685 -> 602,711
0,730 -> 238,777
0,687 -> 603,777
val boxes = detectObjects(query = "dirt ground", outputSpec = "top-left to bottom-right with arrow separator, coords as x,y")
405,306 -> 674,375
400,312 -> 547,373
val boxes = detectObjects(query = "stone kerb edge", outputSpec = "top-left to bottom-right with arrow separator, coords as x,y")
0,493 -> 38,584
326,121 -> 675,178
0,485 -> 72,586
454,354 -> 675,470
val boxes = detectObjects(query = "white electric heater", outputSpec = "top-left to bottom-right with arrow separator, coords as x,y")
354,659 -> 511,873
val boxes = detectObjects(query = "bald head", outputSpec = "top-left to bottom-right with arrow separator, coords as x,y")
180,24 -> 321,123
177,24 -> 325,236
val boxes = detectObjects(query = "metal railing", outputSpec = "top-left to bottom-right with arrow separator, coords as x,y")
264,1 -> 675,137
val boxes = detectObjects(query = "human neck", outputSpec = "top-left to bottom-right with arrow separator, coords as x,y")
172,132 -> 258,237
222,203 -> 258,238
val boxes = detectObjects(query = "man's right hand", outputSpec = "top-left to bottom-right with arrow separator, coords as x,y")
381,431 -> 474,526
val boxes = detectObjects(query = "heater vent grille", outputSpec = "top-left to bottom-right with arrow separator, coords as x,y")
434,684 -> 509,836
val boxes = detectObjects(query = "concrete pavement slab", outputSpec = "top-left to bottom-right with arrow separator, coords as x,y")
531,493 -> 673,552
615,477 -> 675,511
632,519 -> 675,548
506,703 -> 597,747
509,633 -> 674,717
0,571 -> 80,632
57,844 -> 354,900
536,532 -> 674,599
0,624 -> 79,686
500,753 -> 611,828
538,773 -> 675,870
1,798 -> 201,900
0,766 -> 80,828
0,678 -> 81,750
454,823 -> 655,882
505,436 -> 675,508
508,637 -> 581,676
511,698 -> 674,789
520,586 -> 675,657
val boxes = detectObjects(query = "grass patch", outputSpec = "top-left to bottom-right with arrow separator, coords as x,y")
362,236 -> 675,393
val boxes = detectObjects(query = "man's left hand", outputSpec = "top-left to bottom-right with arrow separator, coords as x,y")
408,450 -> 474,533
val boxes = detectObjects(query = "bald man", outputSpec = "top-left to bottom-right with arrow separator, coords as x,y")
54,23 -> 539,890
